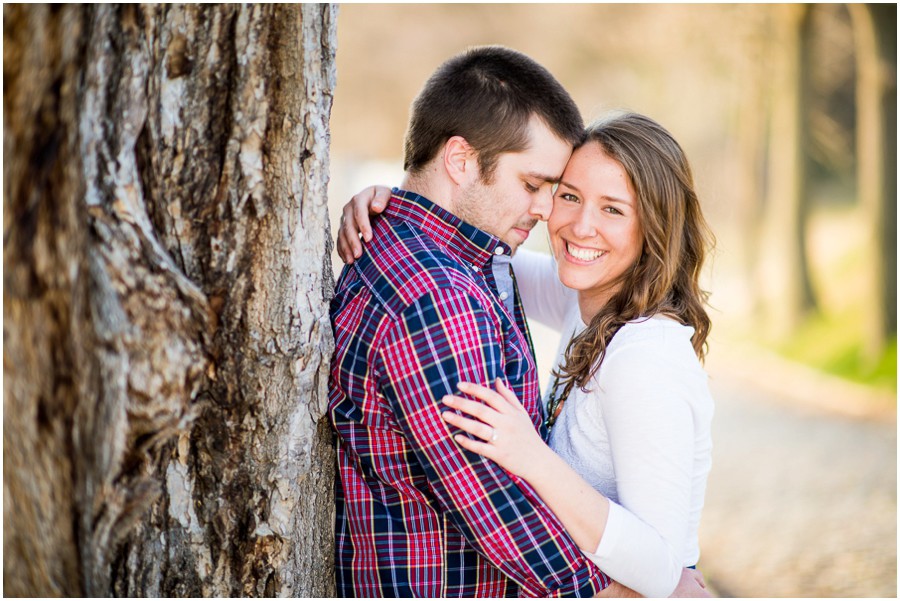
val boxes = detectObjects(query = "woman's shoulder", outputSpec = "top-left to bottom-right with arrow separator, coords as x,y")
594,316 -> 713,413
611,315 -> 696,352
600,316 -> 706,381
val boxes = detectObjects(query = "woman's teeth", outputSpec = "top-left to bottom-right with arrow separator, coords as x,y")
567,242 -> 604,261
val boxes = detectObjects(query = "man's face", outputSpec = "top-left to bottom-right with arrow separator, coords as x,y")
454,116 -> 573,253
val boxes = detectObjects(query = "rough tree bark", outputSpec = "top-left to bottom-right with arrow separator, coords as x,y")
4,4 -> 337,597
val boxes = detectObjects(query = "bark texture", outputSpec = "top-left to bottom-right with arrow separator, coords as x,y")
3,4 -> 337,597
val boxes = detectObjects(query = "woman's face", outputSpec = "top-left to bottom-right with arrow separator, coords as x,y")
548,142 -> 643,318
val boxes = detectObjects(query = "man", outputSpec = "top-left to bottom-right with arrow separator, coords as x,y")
329,46 -> 706,597
329,45 -> 607,597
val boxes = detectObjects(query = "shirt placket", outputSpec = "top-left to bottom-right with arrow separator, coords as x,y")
487,247 -> 513,315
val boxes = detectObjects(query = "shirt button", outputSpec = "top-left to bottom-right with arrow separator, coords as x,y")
499,291 -> 509,300
494,246 -> 505,256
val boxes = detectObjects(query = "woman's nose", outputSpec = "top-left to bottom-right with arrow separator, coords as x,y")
571,208 -> 599,238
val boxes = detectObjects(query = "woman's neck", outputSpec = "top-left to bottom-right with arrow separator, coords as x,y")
577,289 -> 612,324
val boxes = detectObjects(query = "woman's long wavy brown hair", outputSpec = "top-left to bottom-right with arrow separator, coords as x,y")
553,112 -> 714,391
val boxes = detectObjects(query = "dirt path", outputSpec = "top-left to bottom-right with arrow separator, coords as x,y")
698,362 -> 896,597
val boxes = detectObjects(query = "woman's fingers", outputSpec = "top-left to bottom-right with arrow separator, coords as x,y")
371,186 -> 392,211
492,379 -> 530,414
442,394 -> 496,424
456,380 -> 511,413
339,204 -> 363,260
336,186 -> 393,265
336,227 -> 351,263
452,432 -> 494,458
350,188 -> 376,243
441,410 -> 494,443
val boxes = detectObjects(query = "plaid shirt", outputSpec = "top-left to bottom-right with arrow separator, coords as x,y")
328,190 -> 610,597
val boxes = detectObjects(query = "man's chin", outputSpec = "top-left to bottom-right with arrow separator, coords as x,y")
501,237 -> 522,255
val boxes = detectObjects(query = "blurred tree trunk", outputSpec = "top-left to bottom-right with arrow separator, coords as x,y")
733,6 -> 772,321
758,4 -> 818,338
3,4 -> 337,597
849,3 -> 898,362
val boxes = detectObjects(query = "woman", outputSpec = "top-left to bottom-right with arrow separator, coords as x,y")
337,112 -> 715,597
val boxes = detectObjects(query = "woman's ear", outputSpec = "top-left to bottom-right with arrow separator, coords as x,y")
443,136 -> 480,186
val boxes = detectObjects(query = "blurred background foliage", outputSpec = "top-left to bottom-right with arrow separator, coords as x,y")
328,3 -> 896,396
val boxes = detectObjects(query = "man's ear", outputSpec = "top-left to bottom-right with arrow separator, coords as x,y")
443,136 -> 480,186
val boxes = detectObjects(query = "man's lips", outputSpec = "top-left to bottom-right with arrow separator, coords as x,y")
513,227 -> 531,241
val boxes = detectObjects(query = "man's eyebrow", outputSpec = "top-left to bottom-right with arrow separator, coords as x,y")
527,171 -> 563,184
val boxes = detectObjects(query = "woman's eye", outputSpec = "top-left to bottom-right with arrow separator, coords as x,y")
604,206 -> 623,215
560,193 -> 580,203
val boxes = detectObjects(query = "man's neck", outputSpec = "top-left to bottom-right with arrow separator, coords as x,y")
401,170 -> 456,215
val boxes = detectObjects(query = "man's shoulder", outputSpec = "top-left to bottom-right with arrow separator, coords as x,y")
346,217 -> 485,319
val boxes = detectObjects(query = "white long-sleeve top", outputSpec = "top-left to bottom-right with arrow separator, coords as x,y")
513,249 -> 714,598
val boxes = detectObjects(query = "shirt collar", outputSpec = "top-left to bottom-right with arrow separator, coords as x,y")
385,188 -> 511,268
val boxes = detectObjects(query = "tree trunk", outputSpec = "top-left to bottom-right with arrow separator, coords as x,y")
849,3 -> 898,362
758,3 -> 818,339
731,6 -> 772,322
3,4 -> 337,597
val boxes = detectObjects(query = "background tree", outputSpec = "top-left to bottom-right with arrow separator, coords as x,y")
4,4 -> 337,596
757,3 -> 818,339
730,5 -> 773,321
849,3 -> 898,363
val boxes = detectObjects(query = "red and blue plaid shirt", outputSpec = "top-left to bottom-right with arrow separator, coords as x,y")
328,190 -> 610,597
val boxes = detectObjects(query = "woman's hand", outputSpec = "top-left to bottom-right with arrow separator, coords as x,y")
441,379 -> 550,480
669,567 -> 711,597
336,185 -> 393,264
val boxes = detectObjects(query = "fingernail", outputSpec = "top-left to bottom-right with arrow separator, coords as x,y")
442,396 -> 454,405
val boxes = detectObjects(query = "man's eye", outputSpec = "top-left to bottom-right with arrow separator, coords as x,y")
525,183 -> 539,193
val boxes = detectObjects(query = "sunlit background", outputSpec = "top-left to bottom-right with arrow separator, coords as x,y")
327,4 -> 896,597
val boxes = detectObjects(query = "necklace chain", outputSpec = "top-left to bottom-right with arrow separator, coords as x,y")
544,376 -> 574,432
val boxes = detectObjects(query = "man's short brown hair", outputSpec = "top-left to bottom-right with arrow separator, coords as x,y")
403,46 -> 585,181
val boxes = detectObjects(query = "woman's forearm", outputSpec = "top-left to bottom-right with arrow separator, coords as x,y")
520,443 -> 610,553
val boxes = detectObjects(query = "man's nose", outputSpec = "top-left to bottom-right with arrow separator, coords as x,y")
530,189 -> 553,221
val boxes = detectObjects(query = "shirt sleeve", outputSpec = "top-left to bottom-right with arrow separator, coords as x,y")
582,336 -> 697,597
376,287 -> 610,597
511,248 -> 574,331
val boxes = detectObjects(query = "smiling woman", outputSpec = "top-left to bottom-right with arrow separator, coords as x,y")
549,141 -> 644,321
550,113 -> 713,390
